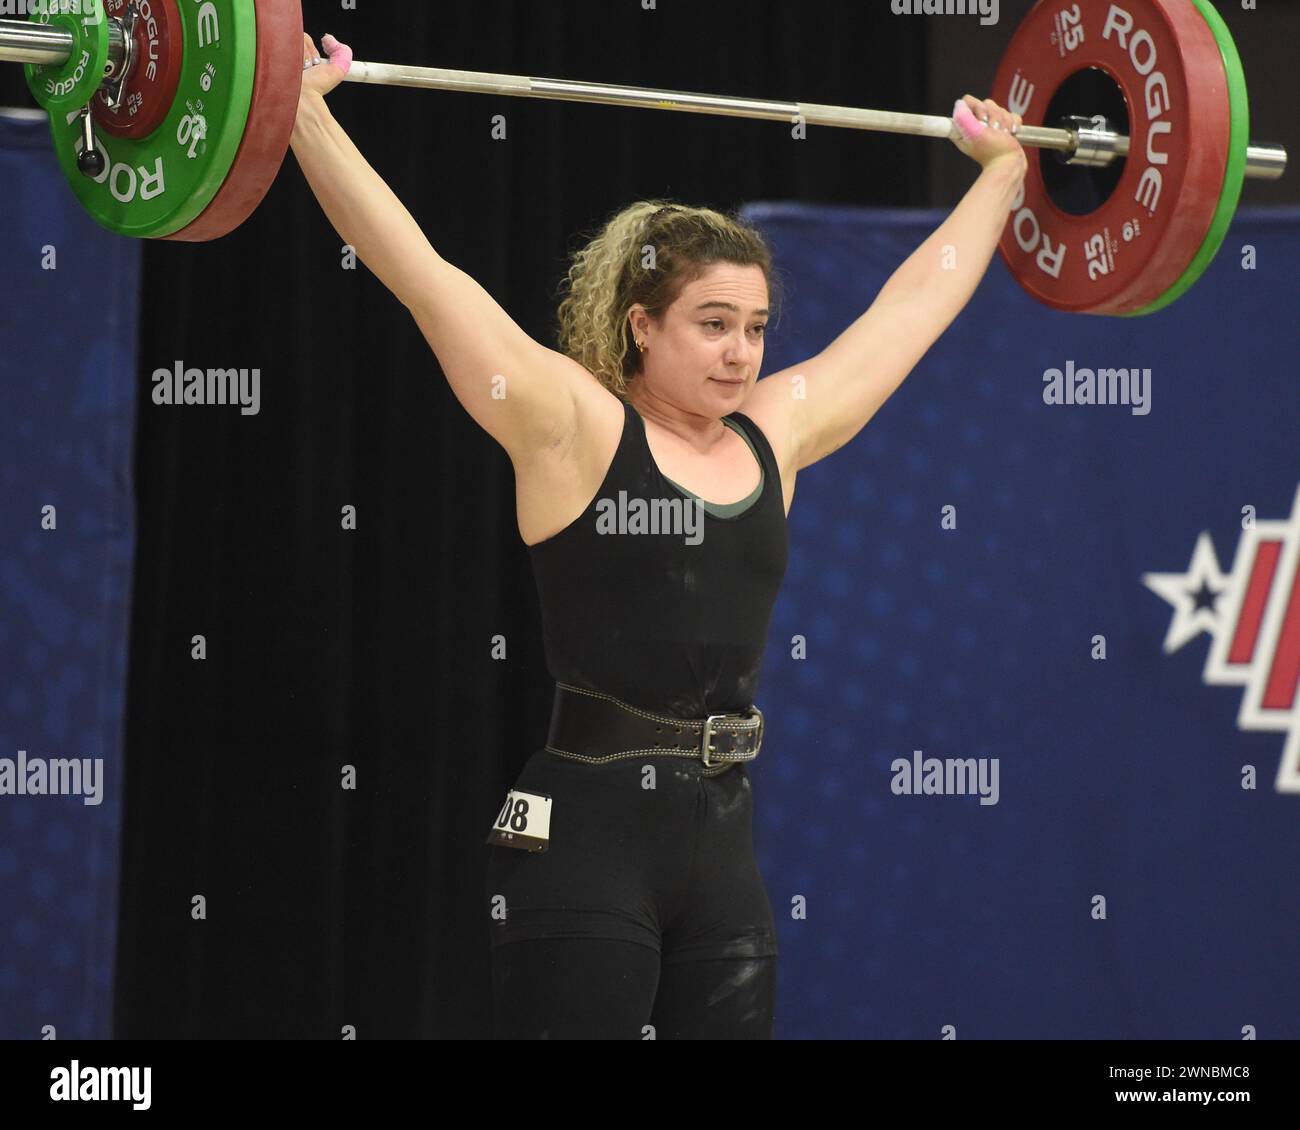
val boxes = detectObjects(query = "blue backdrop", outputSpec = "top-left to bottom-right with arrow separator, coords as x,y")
0,109 -> 138,1040
741,200 -> 1300,1039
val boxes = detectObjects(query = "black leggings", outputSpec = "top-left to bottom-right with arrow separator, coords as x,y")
484,749 -> 779,1039
490,939 -> 776,1039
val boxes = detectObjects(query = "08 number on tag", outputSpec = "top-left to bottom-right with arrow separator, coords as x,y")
485,787 -> 552,853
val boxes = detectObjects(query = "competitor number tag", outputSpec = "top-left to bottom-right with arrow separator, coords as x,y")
486,787 -> 552,853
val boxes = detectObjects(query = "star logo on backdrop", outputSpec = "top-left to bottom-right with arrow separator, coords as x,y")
1143,532 -> 1230,653
1143,485 -> 1300,794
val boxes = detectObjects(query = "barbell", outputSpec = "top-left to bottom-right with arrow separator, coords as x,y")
2,0 -> 1288,316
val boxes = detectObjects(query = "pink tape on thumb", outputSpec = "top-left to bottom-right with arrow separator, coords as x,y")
952,100 -> 986,142
322,34 -> 353,76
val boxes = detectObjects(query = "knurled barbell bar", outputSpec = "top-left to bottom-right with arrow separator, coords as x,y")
1,0 -> 1288,316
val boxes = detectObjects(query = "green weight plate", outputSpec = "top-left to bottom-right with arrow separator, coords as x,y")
25,0 -> 110,113
45,0 -> 258,238
1127,0 -> 1250,317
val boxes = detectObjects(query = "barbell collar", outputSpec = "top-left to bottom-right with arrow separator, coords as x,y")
0,17 -> 1286,180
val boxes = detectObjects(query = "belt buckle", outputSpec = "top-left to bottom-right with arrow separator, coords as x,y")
701,706 -> 764,768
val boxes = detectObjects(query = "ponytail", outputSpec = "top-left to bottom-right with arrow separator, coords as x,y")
555,199 -> 781,398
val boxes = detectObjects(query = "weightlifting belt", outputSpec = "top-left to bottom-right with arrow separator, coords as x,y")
544,682 -> 764,768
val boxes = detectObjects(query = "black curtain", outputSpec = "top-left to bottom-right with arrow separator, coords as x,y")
48,0 -> 942,1039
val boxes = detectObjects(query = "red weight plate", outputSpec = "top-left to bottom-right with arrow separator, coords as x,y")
991,0 -> 1230,315
162,0 -> 303,243
95,0 -> 184,140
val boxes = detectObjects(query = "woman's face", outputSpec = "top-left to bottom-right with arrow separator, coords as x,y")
629,262 -> 769,416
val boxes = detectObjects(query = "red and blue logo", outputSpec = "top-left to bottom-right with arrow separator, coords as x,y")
1144,486 -> 1300,794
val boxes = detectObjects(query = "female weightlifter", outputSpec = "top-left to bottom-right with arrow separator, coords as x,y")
293,32 -> 1026,1040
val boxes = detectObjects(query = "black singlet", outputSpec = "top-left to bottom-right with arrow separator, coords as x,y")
526,397 -> 789,719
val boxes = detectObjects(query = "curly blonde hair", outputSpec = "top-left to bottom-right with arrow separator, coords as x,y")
554,200 -> 784,399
